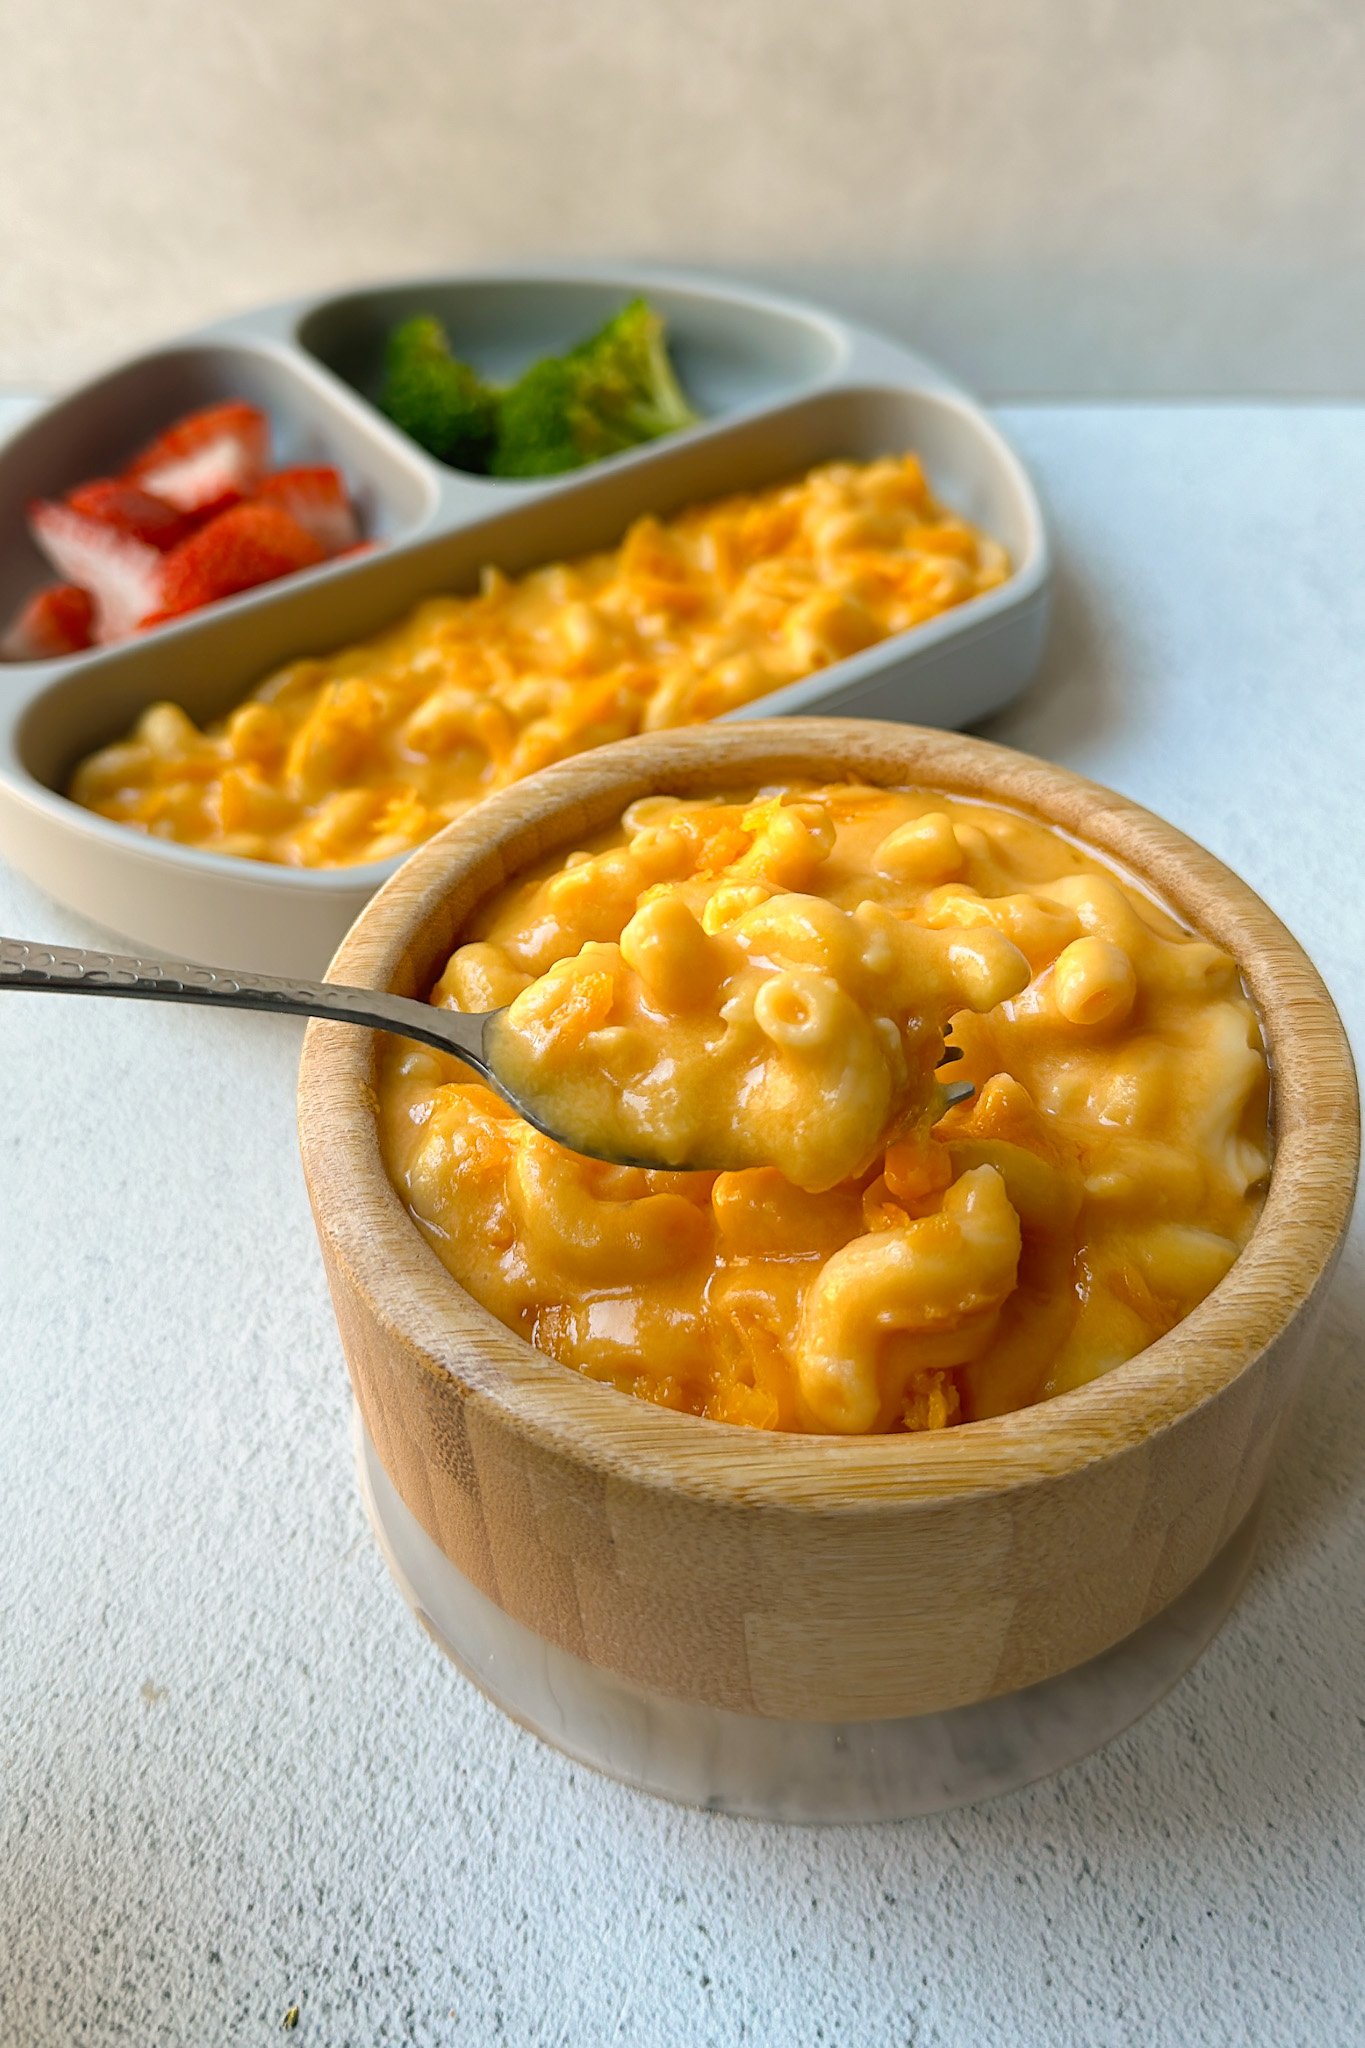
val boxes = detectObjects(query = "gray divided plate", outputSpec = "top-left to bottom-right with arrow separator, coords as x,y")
0,266 -> 1051,974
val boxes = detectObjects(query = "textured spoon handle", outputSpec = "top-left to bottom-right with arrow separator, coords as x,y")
0,934 -> 330,1007
0,934 -> 489,1067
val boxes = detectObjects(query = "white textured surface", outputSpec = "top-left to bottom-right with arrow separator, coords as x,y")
1,1 -> 1365,397
1,405 -> 1362,2047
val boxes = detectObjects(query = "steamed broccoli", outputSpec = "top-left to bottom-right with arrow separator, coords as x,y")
490,299 -> 697,479
379,316 -> 499,470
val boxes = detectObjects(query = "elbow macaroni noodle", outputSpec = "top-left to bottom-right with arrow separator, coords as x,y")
486,803 -> 1030,1189
68,456 -> 1008,868
379,784 -> 1273,1435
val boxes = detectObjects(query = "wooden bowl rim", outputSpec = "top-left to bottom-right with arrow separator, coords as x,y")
297,719 -> 1359,1511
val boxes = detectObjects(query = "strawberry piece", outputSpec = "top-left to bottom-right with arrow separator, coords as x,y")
255,466 -> 360,555
126,401 -> 270,518
149,501 -> 327,624
27,499 -> 165,643
65,477 -> 194,551
1,582 -> 95,661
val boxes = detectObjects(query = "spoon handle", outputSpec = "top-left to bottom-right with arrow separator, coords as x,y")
0,934 -> 490,1069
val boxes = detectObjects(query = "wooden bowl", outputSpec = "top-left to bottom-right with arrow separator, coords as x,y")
297,720 -> 1358,1803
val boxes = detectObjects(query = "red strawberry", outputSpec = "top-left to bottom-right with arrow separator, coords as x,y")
1,582 -> 95,661
255,467 -> 360,555
27,499 -> 164,643
126,401 -> 270,518
65,477 -> 194,551
148,501 -> 327,624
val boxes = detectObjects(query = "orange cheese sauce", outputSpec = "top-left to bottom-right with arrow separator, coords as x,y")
378,785 -> 1272,1435
485,802 -> 1032,1190
68,456 -> 1007,868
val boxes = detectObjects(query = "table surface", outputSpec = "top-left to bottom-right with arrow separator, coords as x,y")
1,401 -> 1361,2048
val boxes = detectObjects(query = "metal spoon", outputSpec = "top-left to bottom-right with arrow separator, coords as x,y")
0,934 -> 973,1171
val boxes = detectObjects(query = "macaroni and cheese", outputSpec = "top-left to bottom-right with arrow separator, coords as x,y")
379,784 -> 1272,1435
485,806 -> 1030,1187
68,457 -> 1008,869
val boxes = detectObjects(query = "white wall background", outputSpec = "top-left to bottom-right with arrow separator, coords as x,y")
3,0 -> 1363,395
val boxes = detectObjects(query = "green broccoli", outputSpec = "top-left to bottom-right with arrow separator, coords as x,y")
379,315 -> 499,470
490,298 -> 697,479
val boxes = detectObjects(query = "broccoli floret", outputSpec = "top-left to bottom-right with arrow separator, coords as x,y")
380,315 -> 499,470
490,298 -> 697,479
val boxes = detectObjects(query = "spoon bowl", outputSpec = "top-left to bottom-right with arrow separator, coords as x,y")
0,932 -> 974,1172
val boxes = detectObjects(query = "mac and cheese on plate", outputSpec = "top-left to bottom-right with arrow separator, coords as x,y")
69,456 -> 1008,868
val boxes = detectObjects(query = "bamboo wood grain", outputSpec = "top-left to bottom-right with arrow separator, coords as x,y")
297,721 -> 1359,1721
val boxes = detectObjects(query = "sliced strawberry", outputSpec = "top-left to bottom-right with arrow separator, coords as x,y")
65,477 -> 194,551
255,466 -> 360,555
149,501 -> 327,624
126,401 -> 270,518
1,582 -> 95,661
27,499 -> 165,643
